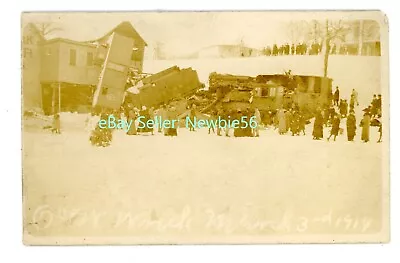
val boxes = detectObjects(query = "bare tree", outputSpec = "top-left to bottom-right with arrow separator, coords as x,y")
321,20 -> 350,77
286,20 -> 310,44
303,20 -> 350,77
36,22 -> 63,39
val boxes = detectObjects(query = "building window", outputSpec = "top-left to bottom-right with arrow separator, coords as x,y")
69,49 -> 76,66
87,52 -> 93,66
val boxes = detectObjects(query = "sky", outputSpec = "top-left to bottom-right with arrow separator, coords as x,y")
22,11 -> 382,58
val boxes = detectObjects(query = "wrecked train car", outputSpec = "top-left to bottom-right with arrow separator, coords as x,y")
208,72 -> 332,114
125,66 -> 203,108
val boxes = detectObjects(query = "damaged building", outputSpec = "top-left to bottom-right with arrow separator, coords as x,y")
22,21 -> 147,115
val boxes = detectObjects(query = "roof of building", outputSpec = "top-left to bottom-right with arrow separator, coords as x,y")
43,21 -> 147,48
43,37 -> 96,47
90,21 -> 148,46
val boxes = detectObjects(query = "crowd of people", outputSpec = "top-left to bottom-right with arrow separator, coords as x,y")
49,86 -> 383,147
262,42 -> 353,56
310,88 -> 382,143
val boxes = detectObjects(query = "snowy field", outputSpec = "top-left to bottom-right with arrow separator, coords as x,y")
23,116 -> 384,240
23,56 -> 385,242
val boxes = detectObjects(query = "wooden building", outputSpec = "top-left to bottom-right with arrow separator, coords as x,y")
22,21 -> 147,114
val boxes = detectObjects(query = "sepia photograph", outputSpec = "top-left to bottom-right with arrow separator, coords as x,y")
21,11 -> 389,245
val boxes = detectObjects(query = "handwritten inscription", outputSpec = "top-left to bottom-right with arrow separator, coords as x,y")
28,205 -> 374,234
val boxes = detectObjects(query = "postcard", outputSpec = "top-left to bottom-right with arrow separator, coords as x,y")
22,11 -> 389,244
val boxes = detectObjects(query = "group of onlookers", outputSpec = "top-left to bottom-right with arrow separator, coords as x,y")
262,42 -> 355,57
312,87 -> 382,143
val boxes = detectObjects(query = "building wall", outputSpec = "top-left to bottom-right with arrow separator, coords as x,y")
40,42 -> 61,83
22,24 -> 42,110
57,42 -> 100,85
97,33 -> 146,73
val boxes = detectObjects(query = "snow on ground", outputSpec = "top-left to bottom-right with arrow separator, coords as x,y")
23,116 -> 383,239
23,56 -> 384,241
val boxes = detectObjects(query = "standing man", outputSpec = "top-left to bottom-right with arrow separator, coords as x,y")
346,111 -> 357,141
339,99 -> 348,118
377,94 -> 382,116
333,86 -> 340,106
377,120 -> 382,143
208,109 -> 217,135
156,105 -> 166,133
371,94 -> 378,117
350,94 -> 355,112
328,113 -> 340,141
126,109 -> 137,136
312,110 -> 324,140
361,111 -> 371,143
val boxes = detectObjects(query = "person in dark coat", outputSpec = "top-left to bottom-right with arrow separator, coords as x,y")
323,107 -> 330,127
298,113 -> 306,135
350,94 -> 355,112
234,109 -> 244,137
333,86 -> 340,106
312,111 -> 324,140
126,109 -> 137,135
290,111 -> 300,136
272,44 -> 278,56
164,106 -> 178,136
244,108 -> 253,137
291,44 -> 295,55
377,94 -> 382,116
361,112 -> 371,142
329,106 -> 336,126
370,95 -> 378,117
264,110 -> 272,127
377,120 -> 382,143
339,99 -> 348,118
328,113 -> 341,141
346,111 -> 357,141
137,106 -> 153,135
